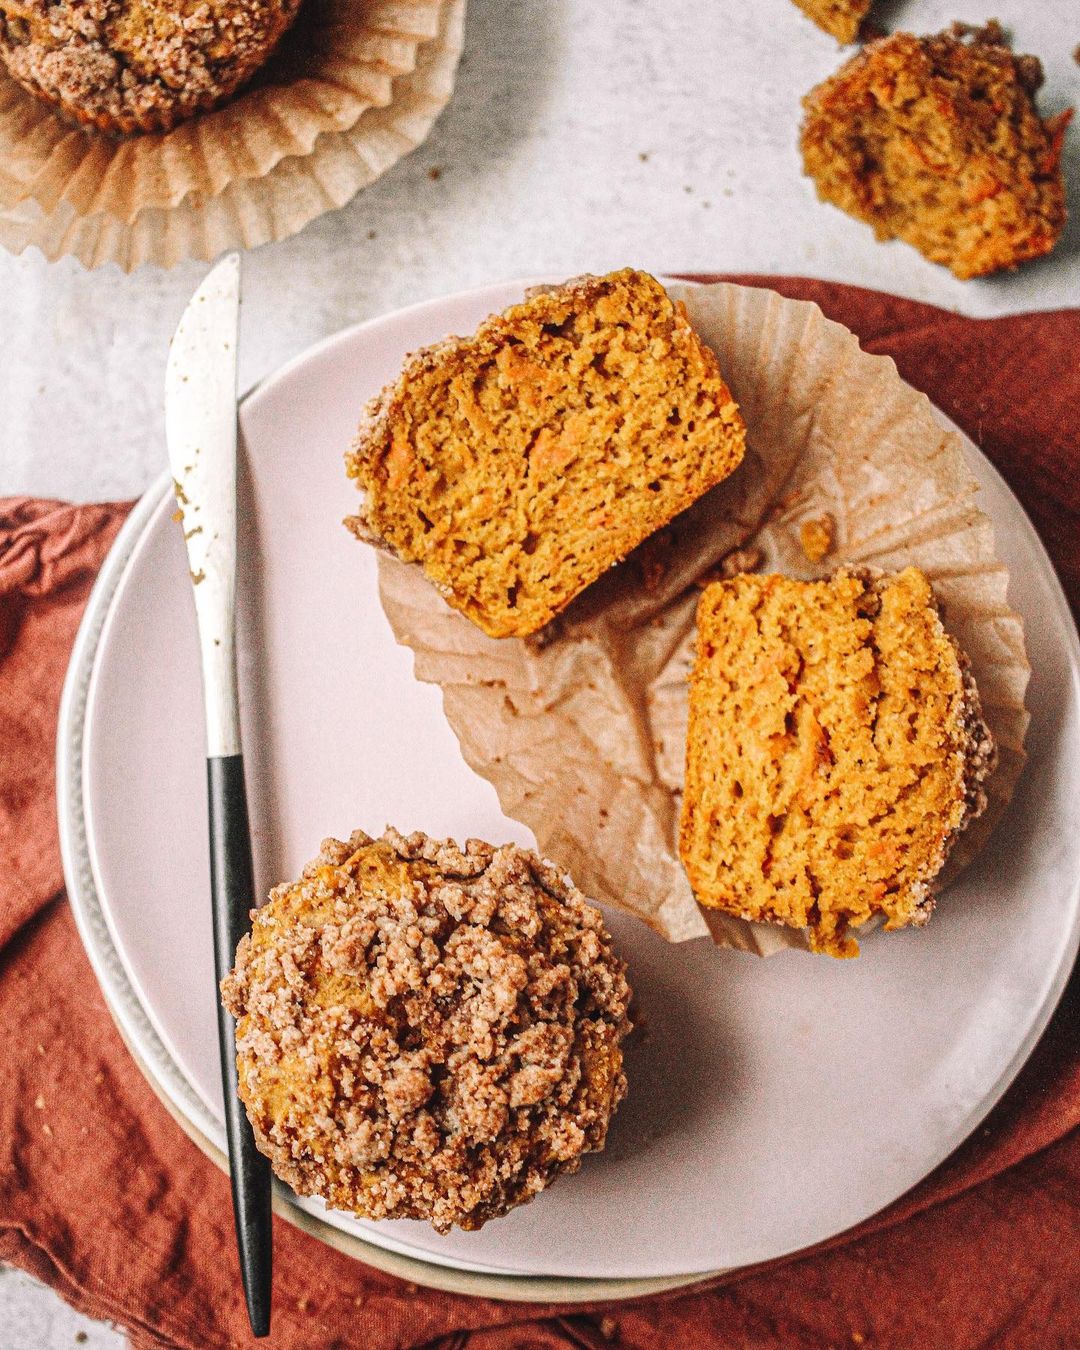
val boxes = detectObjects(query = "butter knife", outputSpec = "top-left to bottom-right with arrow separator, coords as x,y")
165,252 -> 272,1337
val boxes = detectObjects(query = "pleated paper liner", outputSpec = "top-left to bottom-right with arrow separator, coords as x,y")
375,280 -> 1031,957
0,0 -> 463,269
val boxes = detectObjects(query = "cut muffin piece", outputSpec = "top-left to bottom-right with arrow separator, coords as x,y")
221,827 -> 632,1232
800,23 -> 1071,279
679,568 -> 996,958
345,269 -> 746,639
0,0 -> 301,134
790,0 -> 872,45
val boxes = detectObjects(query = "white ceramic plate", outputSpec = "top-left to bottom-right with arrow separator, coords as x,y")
60,280 -> 1080,1285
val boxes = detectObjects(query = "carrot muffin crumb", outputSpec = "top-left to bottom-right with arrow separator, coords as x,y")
799,516 -> 834,562
800,23 -> 1071,278
222,828 -> 631,1232
679,568 -> 996,957
790,0 -> 873,45
345,269 -> 746,639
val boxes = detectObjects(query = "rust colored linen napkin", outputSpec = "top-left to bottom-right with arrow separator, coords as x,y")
1,280 -> 1078,1349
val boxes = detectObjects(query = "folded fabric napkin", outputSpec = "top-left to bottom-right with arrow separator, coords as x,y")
1,279 -> 1078,1349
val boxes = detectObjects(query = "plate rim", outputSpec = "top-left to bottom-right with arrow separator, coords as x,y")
59,277 -> 1080,1294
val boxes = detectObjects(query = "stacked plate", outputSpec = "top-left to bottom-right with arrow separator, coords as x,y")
59,281 -> 1080,1298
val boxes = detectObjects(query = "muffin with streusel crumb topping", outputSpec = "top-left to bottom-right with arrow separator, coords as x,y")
221,827 -> 632,1233
0,0 -> 302,134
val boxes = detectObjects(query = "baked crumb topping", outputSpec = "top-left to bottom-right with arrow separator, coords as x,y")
221,828 -> 632,1232
0,0 -> 301,133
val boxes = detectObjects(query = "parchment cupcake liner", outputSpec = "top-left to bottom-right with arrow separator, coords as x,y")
0,0 -> 463,269
375,280 -> 1031,957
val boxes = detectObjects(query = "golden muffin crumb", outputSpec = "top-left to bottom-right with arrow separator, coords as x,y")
345,269 -> 747,639
790,0 -> 872,45
0,0 -> 301,134
221,828 -> 632,1232
800,23 -> 1071,279
679,568 -> 996,957
799,515 -> 834,562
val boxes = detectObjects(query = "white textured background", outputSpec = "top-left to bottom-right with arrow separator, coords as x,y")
0,0 -> 1076,1342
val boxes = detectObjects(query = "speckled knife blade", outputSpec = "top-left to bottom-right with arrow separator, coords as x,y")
164,250 -> 242,759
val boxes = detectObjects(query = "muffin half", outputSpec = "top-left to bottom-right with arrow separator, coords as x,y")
345,269 -> 747,639
800,23 -> 1070,278
679,568 -> 996,957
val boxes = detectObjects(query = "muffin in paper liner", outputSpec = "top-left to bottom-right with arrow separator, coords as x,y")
0,0 -> 463,269
372,280 -> 1031,957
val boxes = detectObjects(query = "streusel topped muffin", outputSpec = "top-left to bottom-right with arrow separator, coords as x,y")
0,0 -> 301,133
222,827 -> 632,1232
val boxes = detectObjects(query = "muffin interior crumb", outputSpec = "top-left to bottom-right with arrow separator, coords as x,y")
344,268 -> 746,639
679,568 -> 996,957
800,23 -> 1070,279
790,0 -> 872,45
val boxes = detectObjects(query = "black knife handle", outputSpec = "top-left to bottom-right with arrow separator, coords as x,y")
209,754 -> 272,1338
